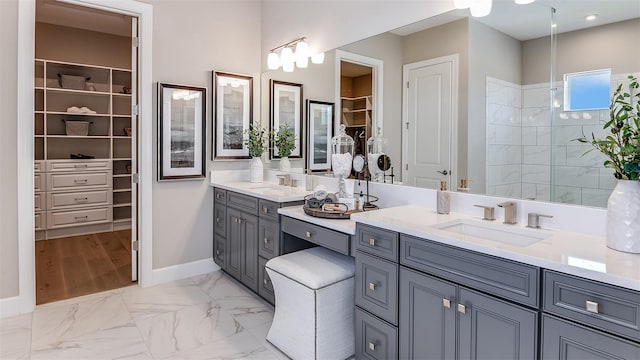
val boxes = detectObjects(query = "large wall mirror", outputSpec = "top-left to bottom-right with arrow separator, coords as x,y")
260,0 -> 640,209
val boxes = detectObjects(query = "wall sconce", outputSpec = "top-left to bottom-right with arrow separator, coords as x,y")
267,37 -> 324,71
455,0 -> 535,18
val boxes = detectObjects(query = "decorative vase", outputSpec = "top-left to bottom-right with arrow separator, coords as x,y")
606,180 -> 640,253
249,157 -> 263,183
279,156 -> 291,172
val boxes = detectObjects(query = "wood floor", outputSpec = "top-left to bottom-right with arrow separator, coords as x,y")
36,230 -> 135,305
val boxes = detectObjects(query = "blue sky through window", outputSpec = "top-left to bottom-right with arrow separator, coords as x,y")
565,70 -> 611,111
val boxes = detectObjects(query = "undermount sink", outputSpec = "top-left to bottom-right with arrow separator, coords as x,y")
432,219 -> 551,247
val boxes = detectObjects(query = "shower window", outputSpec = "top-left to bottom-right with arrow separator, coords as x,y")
563,69 -> 611,111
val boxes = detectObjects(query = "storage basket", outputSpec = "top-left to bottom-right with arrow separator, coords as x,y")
64,120 -> 91,136
58,74 -> 90,90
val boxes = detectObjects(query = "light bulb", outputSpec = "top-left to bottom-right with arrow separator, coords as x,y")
281,47 -> 294,72
267,52 -> 280,70
454,0 -> 472,9
470,0 -> 492,17
295,40 -> 309,68
311,52 -> 325,64
514,0 -> 535,4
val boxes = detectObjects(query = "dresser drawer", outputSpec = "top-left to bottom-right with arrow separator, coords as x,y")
47,207 -> 112,229
34,193 -> 45,211
35,212 -> 45,231
357,224 -> 399,262
258,199 -> 280,221
355,307 -> 398,360
544,270 -> 640,341
47,171 -> 111,191
34,173 -> 46,192
227,191 -> 258,213
400,235 -> 539,307
214,204 -> 226,236
282,216 -> 350,255
356,250 -> 399,325
34,160 -> 44,173
46,159 -> 112,172
258,256 -> 275,305
258,219 -> 280,259
214,188 -> 226,204
47,189 -> 111,210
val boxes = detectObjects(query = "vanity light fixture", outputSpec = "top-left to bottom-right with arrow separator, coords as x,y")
585,14 -> 598,21
267,37 -> 324,72
457,0 -> 536,17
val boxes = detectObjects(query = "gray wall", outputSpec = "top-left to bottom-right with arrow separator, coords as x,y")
0,0 -> 19,299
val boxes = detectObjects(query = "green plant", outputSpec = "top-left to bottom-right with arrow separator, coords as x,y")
243,122 -> 268,158
576,75 -> 640,180
272,124 -> 296,157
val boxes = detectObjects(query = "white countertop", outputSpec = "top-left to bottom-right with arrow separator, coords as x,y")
211,181 -> 312,203
351,205 -> 640,292
277,206 -> 357,235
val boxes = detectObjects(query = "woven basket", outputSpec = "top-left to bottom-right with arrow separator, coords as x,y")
64,120 -> 90,136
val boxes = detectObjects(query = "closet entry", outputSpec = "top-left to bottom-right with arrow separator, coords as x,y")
34,0 -> 139,304
339,61 -> 373,168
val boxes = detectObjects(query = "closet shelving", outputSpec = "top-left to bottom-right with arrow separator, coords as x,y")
34,59 -> 133,239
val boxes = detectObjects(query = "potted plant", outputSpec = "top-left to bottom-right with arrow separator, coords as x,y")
576,74 -> 639,253
272,124 -> 296,172
244,122 -> 268,182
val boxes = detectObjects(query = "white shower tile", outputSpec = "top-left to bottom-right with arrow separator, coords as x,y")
599,168 -> 617,190
489,125 -> 521,145
523,146 -> 550,165
536,127 -> 551,146
553,166 -> 600,188
522,164 -> 550,184
487,164 -> 521,186
523,87 -> 550,108
491,183 -> 522,198
487,144 -> 521,165
521,127 -> 537,146
536,184 -> 551,202
582,188 -> 611,208
522,107 -> 550,127
522,183 -> 537,200
565,145 -> 606,167
552,186 -> 582,205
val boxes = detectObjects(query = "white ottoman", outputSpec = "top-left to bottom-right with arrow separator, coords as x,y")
266,246 -> 355,360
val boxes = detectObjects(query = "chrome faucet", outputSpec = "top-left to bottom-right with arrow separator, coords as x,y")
497,201 -> 517,224
277,174 -> 292,186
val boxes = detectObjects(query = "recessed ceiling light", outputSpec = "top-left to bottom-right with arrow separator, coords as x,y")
585,14 -> 598,21
551,23 -> 557,28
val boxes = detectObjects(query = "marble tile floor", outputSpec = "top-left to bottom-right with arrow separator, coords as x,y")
0,271 -> 290,360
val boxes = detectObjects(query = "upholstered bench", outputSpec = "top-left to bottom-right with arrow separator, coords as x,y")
265,246 -> 355,360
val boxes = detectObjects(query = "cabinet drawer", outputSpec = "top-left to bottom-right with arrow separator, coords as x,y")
542,315 -> 640,360
34,193 -> 45,211
47,189 -> 111,210
214,188 -> 226,204
258,219 -> 280,259
214,205 -> 226,236
357,224 -> 399,262
214,235 -> 226,268
544,270 -> 640,341
227,191 -> 258,213
355,307 -> 398,360
34,173 -> 45,192
35,212 -> 45,231
258,256 -> 275,305
47,171 -> 112,191
34,160 -> 44,173
47,159 -> 112,172
400,235 -> 539,307
47,207 -> 112,228
258,199 -> 279,221
356,250 -> 399,325
282,216 -> 350,255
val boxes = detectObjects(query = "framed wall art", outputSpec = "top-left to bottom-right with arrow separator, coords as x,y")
306,100 -> 334,171
213,71 -> 253,159
270,80 -> 303,158
158,83 -> 206,181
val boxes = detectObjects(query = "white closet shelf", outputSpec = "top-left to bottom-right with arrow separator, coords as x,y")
112,93 -> 132,97
113,203 -> 132,207
113,174 -> 132,178
46,88 -> 111,96
113,157 -> 132,161
46,111 -> 110,117
48,135 -> 111,139
113,188 -> 132,193
113,218 -> 132,223
112,136 -> 132,139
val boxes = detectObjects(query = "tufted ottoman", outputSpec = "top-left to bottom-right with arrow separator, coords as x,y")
265,246 -> 355,360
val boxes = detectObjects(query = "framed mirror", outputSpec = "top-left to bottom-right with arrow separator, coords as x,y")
213,71 -> 253,159
158,83 -> 206,181
270,80 -> 303,159
306,100 -> 334,171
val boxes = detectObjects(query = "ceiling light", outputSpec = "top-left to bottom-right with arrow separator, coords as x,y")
281,47 -> 295,72
268,37 -> 322,72
267,52 -> 280,70
585,14 -> 598,21
470,0 -> 492,17
515,0 -> 535,4
295,40 -> 309,68
454,0 -> 472,9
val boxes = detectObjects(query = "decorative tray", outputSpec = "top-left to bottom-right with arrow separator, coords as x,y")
302,204 -> 363,220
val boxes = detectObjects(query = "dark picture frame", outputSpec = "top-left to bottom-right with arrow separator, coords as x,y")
213,71 -> 254,159
270,80 -> 303,159
158,83 -> 206,181
306,100 -> 334,171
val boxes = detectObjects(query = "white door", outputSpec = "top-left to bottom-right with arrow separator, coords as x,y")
402,55 -> 458,189
130,17 -> 139,282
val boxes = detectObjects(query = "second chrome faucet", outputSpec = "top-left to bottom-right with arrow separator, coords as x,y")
498,201 -> 517,224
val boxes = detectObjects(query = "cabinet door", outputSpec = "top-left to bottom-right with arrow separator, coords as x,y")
226,208 -> 242,280
214,204 -> 226,236
214,235 -> 226,269
458,287 -> 538,360
240,212 -> 259,292
542,315 -> 640,360
399,268 -> 456,360
258,219 -> 280,259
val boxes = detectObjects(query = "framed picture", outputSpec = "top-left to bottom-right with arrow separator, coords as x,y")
306,100 -> 334,171
213,71 -> 253,159
158,83 -> 206,181
270,80 -> 303,158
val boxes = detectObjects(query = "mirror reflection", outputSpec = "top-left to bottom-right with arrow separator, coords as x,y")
261,0 -> 640,209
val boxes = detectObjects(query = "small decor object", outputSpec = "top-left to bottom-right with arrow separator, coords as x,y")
306,100 -> 334,171
367,127 -> 389,182
58,74 -> 89,90
272,124 -> 296,172
213,71 -> 253,159
576,75 -> 639,253
124,127 -> 132,137
244,122 -> 268,183
63,119 -> 91,136
270,80 -> 303,159
331,124 -> 355,198
158,83 -> 206,181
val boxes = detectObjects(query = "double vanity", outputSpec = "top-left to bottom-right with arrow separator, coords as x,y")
211,179 -> 639,360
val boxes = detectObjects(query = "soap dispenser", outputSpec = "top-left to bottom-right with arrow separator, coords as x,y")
437,180 -> 450,214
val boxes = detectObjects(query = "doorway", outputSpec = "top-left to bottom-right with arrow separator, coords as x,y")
33,0 -> 139,304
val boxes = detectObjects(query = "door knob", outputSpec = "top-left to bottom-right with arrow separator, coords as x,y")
437,170 -> 449,176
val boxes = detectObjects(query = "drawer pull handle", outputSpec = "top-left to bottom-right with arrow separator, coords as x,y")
368,282 -> 377,291
216,217 -> 220,223
74,179 -> 88,184
74,216 -> 88,222
368,238 -> 376,246
216,249 -> 220,255
586,300 -> 599,314
74,164 -> 88,168
263,278 -> 271,285
305,231 -> 312,238
216,194 -> 222,199
368,342 -> 376,351
263,206 -> 269,213
443,298 -> 451,309
457,304 -> 466,314
74,197 -> 88,202
264,238 -> 269,245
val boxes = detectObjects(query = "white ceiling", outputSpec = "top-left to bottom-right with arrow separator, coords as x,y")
36,0 -> 131,37
392,0 -> 640,41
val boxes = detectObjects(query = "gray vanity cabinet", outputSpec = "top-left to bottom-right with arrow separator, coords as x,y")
226,207 -> 259,292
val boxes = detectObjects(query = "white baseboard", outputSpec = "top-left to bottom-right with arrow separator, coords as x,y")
150,258 -> 220,286
0,295 -> 29,319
